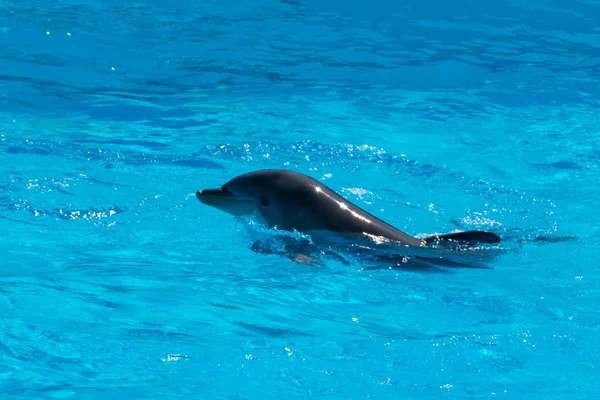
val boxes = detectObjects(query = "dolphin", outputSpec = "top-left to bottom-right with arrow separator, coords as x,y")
196,169 -> 501,267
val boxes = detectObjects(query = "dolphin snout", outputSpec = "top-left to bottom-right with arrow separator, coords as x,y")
195,187 -> 254,216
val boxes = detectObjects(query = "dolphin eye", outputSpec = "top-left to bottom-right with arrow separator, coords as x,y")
260,196 -> 269,207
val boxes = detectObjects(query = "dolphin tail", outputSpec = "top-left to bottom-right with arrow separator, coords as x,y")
423,230 -> 501,246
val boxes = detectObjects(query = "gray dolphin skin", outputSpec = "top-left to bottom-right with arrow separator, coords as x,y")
195,169 -> 501,249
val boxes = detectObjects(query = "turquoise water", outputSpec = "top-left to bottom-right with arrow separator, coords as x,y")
2,0 -> 600,398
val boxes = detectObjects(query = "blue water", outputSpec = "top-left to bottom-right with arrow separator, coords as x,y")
2,0 -> 600,398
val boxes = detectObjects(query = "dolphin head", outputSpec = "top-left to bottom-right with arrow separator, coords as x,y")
196,170 -> 305,227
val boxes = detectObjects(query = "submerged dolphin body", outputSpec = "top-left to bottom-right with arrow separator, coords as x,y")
196,169 -> 501,269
